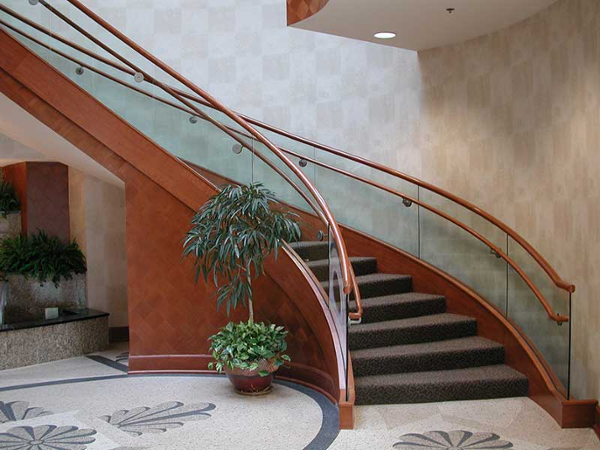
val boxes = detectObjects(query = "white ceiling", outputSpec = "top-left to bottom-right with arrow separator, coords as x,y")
292,0 -> 557,51
0,93 -> 122,187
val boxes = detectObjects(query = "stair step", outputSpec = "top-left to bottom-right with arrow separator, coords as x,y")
349,313 -> 477,350
307,257 -> 377,281
350,292 -> 446,323
352,336 -> 505,377
322,273 -> 412,299
355,365 -> 528,405
289,241 -> 328,261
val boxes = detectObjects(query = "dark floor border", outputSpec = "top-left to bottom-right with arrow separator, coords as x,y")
85,355 -> 129,373
0,357 -> 340,450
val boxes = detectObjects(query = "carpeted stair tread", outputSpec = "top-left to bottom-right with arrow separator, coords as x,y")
349,292 -> 446,323
352,336 -> 505,376
349,313 -> 477,350
323,273 -> 412,298
354,365 -> 528,405
289,241 -> 329,261
307,257 -> 377,281
295,246 -> 530,404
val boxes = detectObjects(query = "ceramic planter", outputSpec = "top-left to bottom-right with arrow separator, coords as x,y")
3,273 -> 86,324
224,358 -> 279,395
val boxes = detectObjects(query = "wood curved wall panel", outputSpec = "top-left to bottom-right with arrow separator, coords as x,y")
0,29 -> 342,406
287,0 -> 329,26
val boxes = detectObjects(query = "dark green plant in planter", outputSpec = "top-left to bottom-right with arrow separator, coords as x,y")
184,183 -> 300,394
0,180 -> 20,217
0,231 -> 87,286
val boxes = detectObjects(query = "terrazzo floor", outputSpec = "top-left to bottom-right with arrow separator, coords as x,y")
0,343 -> 598,450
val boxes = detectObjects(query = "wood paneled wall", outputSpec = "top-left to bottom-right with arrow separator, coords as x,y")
2,162 -> 70,241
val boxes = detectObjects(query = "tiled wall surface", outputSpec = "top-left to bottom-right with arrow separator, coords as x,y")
2,162 -> 70,241
6,0 -> 597,401
69,169 -> 128,328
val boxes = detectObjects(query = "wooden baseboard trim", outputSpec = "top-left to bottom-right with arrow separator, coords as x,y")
109,326 -> 129,343
338,400 -> 354,430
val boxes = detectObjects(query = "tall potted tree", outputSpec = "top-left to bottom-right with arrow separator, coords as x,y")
184,183 -> 301,394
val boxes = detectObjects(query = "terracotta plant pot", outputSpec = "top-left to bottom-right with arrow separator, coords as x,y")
223,358 -> 278,395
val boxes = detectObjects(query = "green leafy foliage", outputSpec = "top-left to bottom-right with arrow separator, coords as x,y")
183,183 -> 301,317
0,180 -> 20,217
0,231 -> 87,286
207,320 -> 291,376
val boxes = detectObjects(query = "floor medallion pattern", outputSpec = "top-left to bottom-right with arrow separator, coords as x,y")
0,424 -> 97,450
0,402 -> 52,424
393,430 -> 514,449
100,401 -> 216,436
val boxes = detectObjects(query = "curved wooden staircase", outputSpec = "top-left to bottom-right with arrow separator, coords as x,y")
292,241 -> 529,405
0,0 -> 598,432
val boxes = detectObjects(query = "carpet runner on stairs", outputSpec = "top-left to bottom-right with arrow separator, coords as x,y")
289,241 -> 529,405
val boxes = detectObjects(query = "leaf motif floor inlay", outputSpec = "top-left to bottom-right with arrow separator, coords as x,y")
0,425 -> 96,450
100,401 -> 216,436
0,402 -> 52,424
393,430 -> 513,449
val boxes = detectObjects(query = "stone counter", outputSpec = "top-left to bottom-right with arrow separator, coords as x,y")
0,308 -> 109,370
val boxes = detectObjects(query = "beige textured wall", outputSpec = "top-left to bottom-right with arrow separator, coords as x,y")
418,0 -> 600,401
69,169 -> 128,328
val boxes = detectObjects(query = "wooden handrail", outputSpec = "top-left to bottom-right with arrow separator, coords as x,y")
0,2 -> 574,296
13,13 -> 560,323
281,153 -> 568,322
0,12 -> 366,321
56,0 -> 355,297
2,1 -> 571,324
239,131 -> 576,297
0,13 -> 563,322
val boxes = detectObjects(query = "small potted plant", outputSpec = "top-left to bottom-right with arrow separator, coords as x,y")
0,231 -> 87,323
184,183 -> 300,394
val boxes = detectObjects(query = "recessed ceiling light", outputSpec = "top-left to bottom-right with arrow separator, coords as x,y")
373,32 -> 396,40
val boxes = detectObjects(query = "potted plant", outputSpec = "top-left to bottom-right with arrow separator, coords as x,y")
0,179 -> 21,239
184,183 -> 300,394
0,231 -> 87,323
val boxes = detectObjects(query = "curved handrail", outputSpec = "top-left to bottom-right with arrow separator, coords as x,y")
277,152 -> 568,322
0,12 -> 562,322
229,123 -> 575,296
0,1 -> 572,296
0,5 -> 367,322
28,0 -> 355,298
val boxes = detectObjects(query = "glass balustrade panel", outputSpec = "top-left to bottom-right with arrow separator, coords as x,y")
327,225 -> 348,398
419,199 -> 509,313
312,153 -> 420,256
418,188 -> 509,254
507,237 -> 571,395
